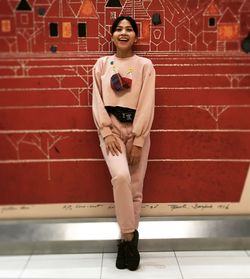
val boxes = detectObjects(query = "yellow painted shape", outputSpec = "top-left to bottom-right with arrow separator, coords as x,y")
1,20 -> 11,33
218,23 -> 239,41
62,22 -> 72,38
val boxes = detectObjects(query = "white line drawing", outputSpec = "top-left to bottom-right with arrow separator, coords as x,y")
5,132 -> 69,180
198,105 -> 230,129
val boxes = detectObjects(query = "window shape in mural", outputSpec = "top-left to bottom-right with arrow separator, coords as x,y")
209,17 -> 216,27
1,20 -> 11,33
21,14 -> 29,25
78,23 -> 86,37
136,22 -> 141,38
50,23 -> 58,37
38,7 -> 46,16
110,12 -> 117,19
62,22 -> 72,38
152,13 -> 161,26
16,0 -> 32,11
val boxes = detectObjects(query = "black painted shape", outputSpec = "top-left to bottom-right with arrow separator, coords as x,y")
16,0 -> 32,11
50,23 -> 58,37
50,45 -> 57,53
152,13 -> 161,25
106,0 -> 122,7
241,33 -> 250,53
209,17 -> 216,27
78,23 -> 86,37
38,7 -> 46,16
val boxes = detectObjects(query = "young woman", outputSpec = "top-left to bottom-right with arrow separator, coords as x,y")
92,16 -> 155,271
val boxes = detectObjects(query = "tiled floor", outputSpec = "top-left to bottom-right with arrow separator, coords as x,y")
1,250 -> 250,279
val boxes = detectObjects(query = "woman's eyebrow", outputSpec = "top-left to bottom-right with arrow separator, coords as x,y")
117,25 -> 133,28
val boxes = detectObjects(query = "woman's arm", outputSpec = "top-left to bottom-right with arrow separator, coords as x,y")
132,61 -> 156,147
92,59 -> 113,139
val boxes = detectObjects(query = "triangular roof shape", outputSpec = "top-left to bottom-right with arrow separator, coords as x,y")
67,0 -> 82,16
147,0 -> 164,11
239,0 -> 250,12
203,1 -> 221,16
0,0 -> 13,15
78,0 -> 98,18
218,7 -> 238,23
46,0 -> 75,17
106,0 -> 122,7
16,0 -> 32,11
121,0 -> 150,20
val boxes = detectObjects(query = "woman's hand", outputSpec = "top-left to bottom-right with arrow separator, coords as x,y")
129,145 -> 142,166
104,135 -> 122,156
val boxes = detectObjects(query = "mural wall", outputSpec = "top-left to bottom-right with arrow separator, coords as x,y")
0,0 -> 250,219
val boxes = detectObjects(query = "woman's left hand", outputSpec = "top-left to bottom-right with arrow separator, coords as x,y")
129,145 -> 142,166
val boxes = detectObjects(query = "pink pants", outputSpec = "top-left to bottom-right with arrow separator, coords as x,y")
99,115 -> 150,234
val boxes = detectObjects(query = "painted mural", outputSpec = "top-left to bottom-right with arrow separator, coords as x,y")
1,0 -> 250,52
0,0 -> 250,219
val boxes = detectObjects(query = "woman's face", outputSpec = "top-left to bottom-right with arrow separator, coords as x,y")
112,19 -> 137,53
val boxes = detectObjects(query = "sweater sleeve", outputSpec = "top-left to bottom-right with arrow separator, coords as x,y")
92,59 -> 113,139
132,61 -> 155,147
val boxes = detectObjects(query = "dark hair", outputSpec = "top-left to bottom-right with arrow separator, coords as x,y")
111,16 -> 138,36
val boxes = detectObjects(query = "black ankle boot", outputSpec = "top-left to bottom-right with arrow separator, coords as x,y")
116,240 -> 126,269
124,230 -> 140,271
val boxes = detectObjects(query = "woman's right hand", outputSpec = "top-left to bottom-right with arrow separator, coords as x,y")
104,135 -> 122,156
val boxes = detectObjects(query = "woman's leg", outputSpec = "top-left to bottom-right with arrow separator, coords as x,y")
99,135 -> 136,234
127,135 -> 151,229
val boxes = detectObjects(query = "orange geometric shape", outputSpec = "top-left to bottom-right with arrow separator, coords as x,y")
78,0 -> 97,18
218,23 -> 240,41
62,22 -> 72,38
203,1 -> 221,16
140,20 -> 150,44
1,20 -> 11,33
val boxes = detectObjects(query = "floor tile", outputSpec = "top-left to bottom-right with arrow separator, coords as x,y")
101,252 -> 182,279
176,250 -> 248,257
177,255 -> 250,279
0,255 -> 29,278
20,253 -> 102,279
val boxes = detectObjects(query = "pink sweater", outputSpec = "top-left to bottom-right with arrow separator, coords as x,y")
92,54 -> 155,147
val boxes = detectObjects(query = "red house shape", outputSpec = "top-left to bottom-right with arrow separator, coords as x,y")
202,1 -> 221,51
77,0 -> 98,51
121,0 -> 151,50
15,0 -> 34,52
45,0 -> 79,52
105,0 -> 122,26
217,7 -> 240,51
147,0 -> 166,51
0,0 -> 16,52
32,0 -> 50,52
203,1 -> 221,31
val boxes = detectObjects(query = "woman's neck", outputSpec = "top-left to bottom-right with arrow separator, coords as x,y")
115,49 -> 134,58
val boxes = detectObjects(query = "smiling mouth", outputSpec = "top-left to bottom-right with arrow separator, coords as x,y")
118,37 -> 129,42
